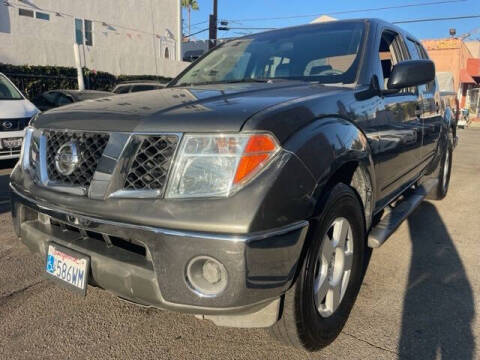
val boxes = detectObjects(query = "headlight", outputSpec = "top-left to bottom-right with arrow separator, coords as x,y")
165,133 -> 280,198
20,126 -> 34,170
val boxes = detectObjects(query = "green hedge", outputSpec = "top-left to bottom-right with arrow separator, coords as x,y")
117,74 -> 172,83
0,63 -> 172,99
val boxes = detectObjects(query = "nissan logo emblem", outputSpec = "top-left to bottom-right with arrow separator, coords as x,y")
54,142 -> 80,176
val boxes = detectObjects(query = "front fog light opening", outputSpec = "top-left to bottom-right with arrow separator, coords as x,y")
186,256 -> 228,297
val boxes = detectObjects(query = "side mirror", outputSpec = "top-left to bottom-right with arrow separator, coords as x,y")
387,59 -> 435,90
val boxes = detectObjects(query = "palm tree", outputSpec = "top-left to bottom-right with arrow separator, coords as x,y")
182,0 -> 200,37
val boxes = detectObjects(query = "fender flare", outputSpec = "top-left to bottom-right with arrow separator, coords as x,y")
425,107 -> 454,176
283,116 -> 376,228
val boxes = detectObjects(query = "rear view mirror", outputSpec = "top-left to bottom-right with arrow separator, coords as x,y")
387,60 -> 435,90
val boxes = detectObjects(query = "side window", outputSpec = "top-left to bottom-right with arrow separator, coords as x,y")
416,43 -> 436,94
377,31 -> 416,95
43,92 -> 57,104
377,31 -> 401,90
55,94 -> 73,106
132,85 -> 156,92
405,39 -> 421,60
115,86 -> 131,94
404,38 -> 423,95
33,94 -> 53,108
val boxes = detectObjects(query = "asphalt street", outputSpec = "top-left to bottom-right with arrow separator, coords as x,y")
0,129 -> 478,360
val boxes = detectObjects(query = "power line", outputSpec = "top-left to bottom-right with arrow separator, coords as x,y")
222,0 -> 468,23
183,23 -> 207,33
392,14 -> 480,24
214,14 -> 480,38
227,14 -> 480,28
220,27 -> 277,31
184,28 -> 209,38
190,20 -> 209,27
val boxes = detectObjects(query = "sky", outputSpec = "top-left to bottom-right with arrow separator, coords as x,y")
183,0 -> 480,41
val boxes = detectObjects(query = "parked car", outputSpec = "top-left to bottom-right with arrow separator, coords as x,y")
10,19 -> 455,351
32,89 -> 112,112
112,81 -> 165,94
183,49 -> 205,62
0,73 -> 38,160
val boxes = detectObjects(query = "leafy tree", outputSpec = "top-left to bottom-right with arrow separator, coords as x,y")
182,0 -> 199,37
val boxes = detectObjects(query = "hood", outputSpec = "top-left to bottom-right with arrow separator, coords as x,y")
32,82 -> 349,133
0,98 -> 39,119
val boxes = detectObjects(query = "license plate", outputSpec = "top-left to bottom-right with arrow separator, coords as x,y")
45,243 -> 90,296
2,137 -> 23,149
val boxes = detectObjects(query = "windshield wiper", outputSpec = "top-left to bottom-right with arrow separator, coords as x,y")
172,78 -> 275,87
222,78 -> 272,84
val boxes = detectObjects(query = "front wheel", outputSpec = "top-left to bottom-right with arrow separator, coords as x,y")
269,183 -> 366,351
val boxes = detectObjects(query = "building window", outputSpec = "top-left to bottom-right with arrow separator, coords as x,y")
75,18 -> 94,46
164,47 -> 169,59
18,8 -> 34,17
75,18 -> 83,44
19,8 -> 50,21
35,12 -> 50,21
84,20 -> 93,46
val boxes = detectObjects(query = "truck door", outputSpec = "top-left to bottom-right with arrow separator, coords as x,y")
372,30 -> 424,204
415,42 -> 443,162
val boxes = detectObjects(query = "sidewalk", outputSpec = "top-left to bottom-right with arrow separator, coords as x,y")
470,119 -> 480,128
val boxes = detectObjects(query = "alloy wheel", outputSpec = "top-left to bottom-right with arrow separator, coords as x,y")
313,217 -> 354,317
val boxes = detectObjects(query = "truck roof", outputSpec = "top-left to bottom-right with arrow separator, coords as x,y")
244,18 -> 418,43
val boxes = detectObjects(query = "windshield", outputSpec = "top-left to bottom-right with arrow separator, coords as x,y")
173,21 -> 365,87
0,74 -> 23,100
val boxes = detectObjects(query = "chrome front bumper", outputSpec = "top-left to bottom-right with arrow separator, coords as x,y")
10,185 -> 309,316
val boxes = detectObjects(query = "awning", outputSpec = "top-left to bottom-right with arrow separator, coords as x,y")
460,69 -> 476,84
467,58 -> 480,77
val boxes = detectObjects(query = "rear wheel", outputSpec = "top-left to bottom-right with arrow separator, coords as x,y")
427,131 -> 453,200
269,183 -> 366,351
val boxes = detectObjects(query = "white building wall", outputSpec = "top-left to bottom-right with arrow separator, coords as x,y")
0,0 -> 188,77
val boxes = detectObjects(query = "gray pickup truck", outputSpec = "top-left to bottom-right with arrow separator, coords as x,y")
10,19 -> 455,351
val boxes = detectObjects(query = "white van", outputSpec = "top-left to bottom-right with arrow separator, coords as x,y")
0,73 -> 39,160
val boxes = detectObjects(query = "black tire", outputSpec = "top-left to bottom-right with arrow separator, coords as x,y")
427,131 -> 453,200
269,183 -> 366,351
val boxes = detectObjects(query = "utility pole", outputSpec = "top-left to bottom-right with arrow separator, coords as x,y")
208,0 -> 218,49
73,44 -> 85,90
177,0 -> 182,61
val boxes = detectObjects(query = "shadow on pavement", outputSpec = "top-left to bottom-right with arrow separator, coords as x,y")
0,159 -> 16,214
398,202 -> 475,359
0,173 -> 11,213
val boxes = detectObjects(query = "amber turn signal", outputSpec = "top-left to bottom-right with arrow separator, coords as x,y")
233,134 -> 279,184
